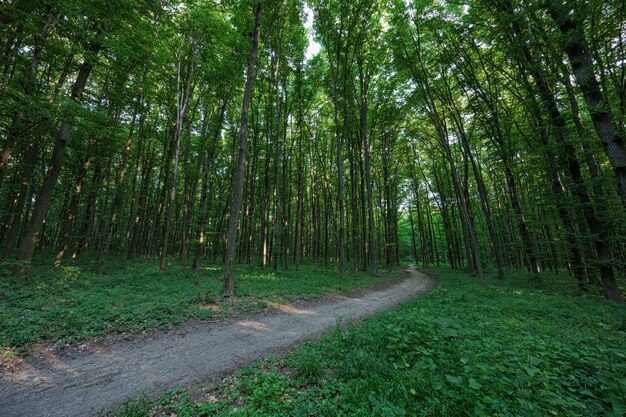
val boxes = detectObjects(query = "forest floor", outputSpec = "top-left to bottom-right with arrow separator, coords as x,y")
0,258 -> 402,356
0,265 -> 436,417
110,267 -> 625,417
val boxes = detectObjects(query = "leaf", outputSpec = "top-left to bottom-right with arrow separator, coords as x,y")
446,375 -> 462,385
524,366 -> 540,377
610,397 -> 626,416
468,378 -> 481,389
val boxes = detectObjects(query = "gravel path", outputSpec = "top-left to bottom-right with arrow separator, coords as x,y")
0,266 -> 437,417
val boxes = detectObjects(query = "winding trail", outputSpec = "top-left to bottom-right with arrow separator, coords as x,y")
0,266 -> 437,417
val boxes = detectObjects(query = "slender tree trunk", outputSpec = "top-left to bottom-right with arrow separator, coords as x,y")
281,97 -> 291,271
53,137 -> 95,266
336,107 -> 347,277
97,78 -> 146,274
349,137 -> 359,272
73,157 -> 106,259
357,138 -> 368,271
432,164 -> 456,268
180,101 -> 201,265
294,91 -> 304,270
411,28 -> 484,278
454,111 -> 504,278
272,54 -> 282,273
222,2 -> 263,297
501,151 -> 540,274
260,130 -> 271,268
193,98 -> 228,270
243,105 -> 259,265
146,112 -> 174,258
0,141 -> 39,258
128,145 -> 155,259
16,28 -> 103,273
448,146 -> 483,279
408,208 -> 418,263
160,45 -> 195,271
513,10 -> 622,301
124,103 -> 148,259
359,61 -> 378,276
0,9 -> 60,188
547,0 -> 626,207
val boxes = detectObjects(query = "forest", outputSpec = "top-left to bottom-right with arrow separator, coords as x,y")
1,0 -> 625,416
0,0 -> 625,301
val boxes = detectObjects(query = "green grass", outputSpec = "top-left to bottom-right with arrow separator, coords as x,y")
115,268 -> 626,417
0,255 -> 399,358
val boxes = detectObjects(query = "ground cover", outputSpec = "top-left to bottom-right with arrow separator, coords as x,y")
0,255 -> 398,360
113,268 -> 625,417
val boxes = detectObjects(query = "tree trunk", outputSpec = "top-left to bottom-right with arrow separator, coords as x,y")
453,106 -> 505,278
160,44 -> 195,271
359,60 -> 378,276
53,137 -> 95,266
502,152 -> 540,275
97,72 -> 147,274
16,27 -> 103,273
513,8 -> 622,302
0,140 -> 39,258
222,2 -> 263,297
547,0 -> 626,208
272,53 -> 282,273
72,157 -> 107,259
192,98 -> 228,271
0,9 -> 60,188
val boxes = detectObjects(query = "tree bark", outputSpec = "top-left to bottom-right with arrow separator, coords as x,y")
53,137 -> 95,267
222,2 -> 263,297
0,140 -> 39,258
160,43 -> 195,271
272,53 -> 282,273
358,59 -> 378,276
16,26 -> 103,273
192,98 -> 228,271
547,0 -> 626,208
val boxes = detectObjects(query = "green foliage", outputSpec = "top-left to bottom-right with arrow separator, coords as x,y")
290,344 -> 324,379
0,255 -> 399,355
110,397 -> 151,417
131,268 -> 626,417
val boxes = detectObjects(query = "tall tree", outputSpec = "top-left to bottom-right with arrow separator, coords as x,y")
222,1 -> 263,297
546,0 -> 626,208
16,21 -> 106,273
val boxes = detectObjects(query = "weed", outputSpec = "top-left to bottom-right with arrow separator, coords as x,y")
106,397 -> 150,417
290,344 -> 324,379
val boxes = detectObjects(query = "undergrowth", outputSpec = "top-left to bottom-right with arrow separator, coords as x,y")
0,255 -> 398,357
114,268 -> 626,417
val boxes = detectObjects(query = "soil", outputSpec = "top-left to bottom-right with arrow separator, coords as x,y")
0,266 -> 438,417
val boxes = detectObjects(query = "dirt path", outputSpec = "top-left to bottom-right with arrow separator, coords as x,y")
0,266 -> 437,417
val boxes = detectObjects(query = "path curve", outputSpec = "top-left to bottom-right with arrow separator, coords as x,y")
0,266 -> 437,417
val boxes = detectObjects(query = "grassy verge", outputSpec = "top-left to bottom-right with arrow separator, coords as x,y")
113,268 -> 626,417
0,255 -> 400,359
